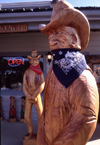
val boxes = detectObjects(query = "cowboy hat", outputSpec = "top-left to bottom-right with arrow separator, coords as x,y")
39,0 -> 90,50
27,49 -> 41,60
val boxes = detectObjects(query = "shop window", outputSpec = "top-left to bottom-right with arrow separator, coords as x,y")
0,56 -> 43,90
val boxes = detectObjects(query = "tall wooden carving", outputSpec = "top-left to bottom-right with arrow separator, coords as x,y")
9,96 -> 16,122
20,96 -> 26,123
37,1 -> 99,145
23,50 -> 45,145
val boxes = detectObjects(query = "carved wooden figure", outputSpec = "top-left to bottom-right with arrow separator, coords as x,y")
20,96 -> 26,123
37,1 -> 99,145
23,50 -> 45,145
0,96 -> 3,121
9,96 -> 16,122
97,83 -> 100,123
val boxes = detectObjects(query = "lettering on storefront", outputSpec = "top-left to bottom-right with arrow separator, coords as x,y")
0,24 -> 27,33
8,57 -> 25,67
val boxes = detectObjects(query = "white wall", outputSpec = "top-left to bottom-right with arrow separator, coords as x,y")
82,31 -> 100,55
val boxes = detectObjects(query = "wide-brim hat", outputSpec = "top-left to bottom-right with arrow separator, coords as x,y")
39,0 -> 90,50
27,55 -> 41,60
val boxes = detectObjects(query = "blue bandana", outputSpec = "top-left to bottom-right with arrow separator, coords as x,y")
52,48 -> 87,88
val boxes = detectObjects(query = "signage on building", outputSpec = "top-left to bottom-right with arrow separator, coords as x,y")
8,57 -> 24,67
0,24 -> 27,33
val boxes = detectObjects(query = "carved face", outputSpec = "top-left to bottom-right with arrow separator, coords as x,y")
48,26 -> 81,50
28,58 -> 40,66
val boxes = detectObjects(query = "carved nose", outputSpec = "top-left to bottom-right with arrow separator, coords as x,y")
49,33 -> 57,42
49,35 -> 58,47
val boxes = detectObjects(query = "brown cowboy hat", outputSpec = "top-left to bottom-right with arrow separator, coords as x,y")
27,55 -> 41,61
39,0 -> 90,50
27,50 -> 41,60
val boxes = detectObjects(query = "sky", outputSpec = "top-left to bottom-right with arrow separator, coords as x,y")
0,0 -> 100,7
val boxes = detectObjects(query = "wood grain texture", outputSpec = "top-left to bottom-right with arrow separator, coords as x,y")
23,50 -> 44,137
37,66 -> 99,145
9,96 -> 16,122
38,1 -> 99,144
23,138 -> 37,145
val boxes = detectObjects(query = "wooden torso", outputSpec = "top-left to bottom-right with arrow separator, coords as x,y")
43,68 -> 73,143
25,68 -> 42,93
43,67 -> 99,144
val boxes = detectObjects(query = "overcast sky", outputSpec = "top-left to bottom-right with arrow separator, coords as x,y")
0,0 -> 100,7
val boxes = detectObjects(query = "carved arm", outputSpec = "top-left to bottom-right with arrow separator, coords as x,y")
23,71 -> 31,97
30,73 -> 45,101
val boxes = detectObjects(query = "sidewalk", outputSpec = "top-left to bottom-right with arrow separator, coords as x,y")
1,120 -> 100,145
87,139 -> 100,145
1,120 -> 38,145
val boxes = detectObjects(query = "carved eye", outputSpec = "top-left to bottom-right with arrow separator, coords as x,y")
57,31 -> 61,34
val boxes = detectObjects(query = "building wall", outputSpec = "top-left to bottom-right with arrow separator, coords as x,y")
0,30 -> 100,121
0,30 -> 100,78
0,31 -> 100,56
0,32 -> 50,55
82,31 -> 100,55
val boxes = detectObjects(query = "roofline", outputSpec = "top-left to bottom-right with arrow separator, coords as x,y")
0,1 -> 52,9
0,1 -> 100,30
81,10 -> 100,20
1,1 -> 100,10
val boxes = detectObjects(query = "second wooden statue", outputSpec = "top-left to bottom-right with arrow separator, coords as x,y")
23,50 -> 45,145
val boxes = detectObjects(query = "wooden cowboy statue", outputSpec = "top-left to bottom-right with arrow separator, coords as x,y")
20,96 -> 26,123
9,96 -> 16,122
23,49 -> 45,144
37,1 -> 99,145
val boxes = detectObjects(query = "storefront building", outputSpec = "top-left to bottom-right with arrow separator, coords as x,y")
0,1 -> 100,121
